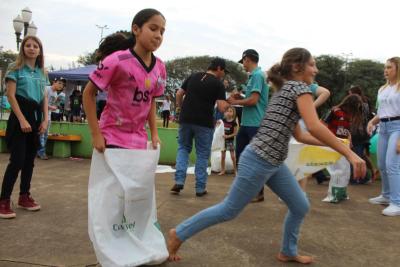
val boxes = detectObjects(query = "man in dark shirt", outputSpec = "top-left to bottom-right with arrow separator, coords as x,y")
171,58 -> 229,196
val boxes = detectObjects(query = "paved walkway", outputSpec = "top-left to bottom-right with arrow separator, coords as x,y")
0,153 -> 399,267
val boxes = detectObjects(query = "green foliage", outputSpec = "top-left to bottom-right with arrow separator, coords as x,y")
77,51 -> 97,66
165,55 -> 247,97
0,47 -> 18,82
347,59 -> 384,108
315,55 -> 384,115
315,55 -> 345,111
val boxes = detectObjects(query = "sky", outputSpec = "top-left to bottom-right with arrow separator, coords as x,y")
0,0 -> 398,70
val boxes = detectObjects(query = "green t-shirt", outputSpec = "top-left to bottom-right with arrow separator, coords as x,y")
241,67 -> 269,127
5,64 -> 49,104
309,83 -> 318,96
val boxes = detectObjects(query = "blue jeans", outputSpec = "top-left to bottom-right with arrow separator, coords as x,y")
37,120 -> 50,156
377,120 -> 400,205
235,126 -> 259,162
176,145 -> 310,257
174,123 -> 214,193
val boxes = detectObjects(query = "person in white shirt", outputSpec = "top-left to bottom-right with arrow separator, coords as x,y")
37,78 -> 64,160
367,57 -> 400,216
161,95 -> 171,128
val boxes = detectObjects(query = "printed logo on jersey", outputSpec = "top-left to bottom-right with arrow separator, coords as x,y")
145,78 -> 152,90
132,86 -> 150,105
93,62 -> 110,79
97,62 -> 109,71
128,72 -> 136,82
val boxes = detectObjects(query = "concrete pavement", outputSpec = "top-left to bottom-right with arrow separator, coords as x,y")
0,153 -> 399,267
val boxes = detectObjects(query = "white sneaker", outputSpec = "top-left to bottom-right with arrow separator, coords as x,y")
369,195 -> 390,205
382,204 -> 400,216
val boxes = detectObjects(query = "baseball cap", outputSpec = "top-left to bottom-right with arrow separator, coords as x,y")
208,57 -> 230,73
238,49 -> 259,63
54,77 -> 66,84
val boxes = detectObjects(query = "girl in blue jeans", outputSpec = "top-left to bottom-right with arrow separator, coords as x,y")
167,48 -> 366,264
367,57 -> 400,216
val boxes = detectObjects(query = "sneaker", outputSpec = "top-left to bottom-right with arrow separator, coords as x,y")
18,194 -> 41,211
369,195 -> 390,205
195,190 -> 208,197
382,204 -> 400,216
170,184 -> 184,194
251,194 -> 265,203
38,154 -> 49,160
0,199 -> 16,219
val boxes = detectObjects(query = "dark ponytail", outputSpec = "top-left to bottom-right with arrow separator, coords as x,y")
267,63 -> 284,90
95,33 -> 134,62
95,8 -> 165,62
267,48 -> 312,90
334,94 -> 364,132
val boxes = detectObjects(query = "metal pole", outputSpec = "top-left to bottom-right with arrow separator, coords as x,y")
15,32 -> 22,51
96,24 -> 108,43
23,22 -> 29,37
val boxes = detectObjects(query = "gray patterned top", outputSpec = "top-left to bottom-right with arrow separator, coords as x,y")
250,80 -> 312,165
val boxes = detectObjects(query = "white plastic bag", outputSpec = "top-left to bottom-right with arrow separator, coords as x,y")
88,146 -> 168,267
285,138 -> 340,180
211,120 -> 225,152
210,151 -> 234,173
323,156 -> 351,203
285,138 -> 351,203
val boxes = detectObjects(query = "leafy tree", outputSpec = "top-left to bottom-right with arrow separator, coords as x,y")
0,47 -> 18,95
315,55 -> 345,112
314,55 -> 385,114
0,47 -> 18,81
77,51 -> 97,66
346,59 -> 384,108
165,55 -> 247,106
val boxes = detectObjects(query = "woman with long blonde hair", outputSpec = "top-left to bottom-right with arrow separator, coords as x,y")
0,36 -> 49,219
368,57 -> 400,216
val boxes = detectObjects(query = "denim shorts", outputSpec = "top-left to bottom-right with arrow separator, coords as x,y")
223,140 -> 235,151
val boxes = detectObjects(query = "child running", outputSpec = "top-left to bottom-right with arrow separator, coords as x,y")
83,8 -> 166,151
218,106 -> 238,175
167,48 -> 366,264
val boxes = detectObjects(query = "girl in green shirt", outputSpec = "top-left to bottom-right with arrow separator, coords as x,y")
0,36 -> 49,219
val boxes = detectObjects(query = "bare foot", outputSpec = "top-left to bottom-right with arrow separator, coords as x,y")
372,169 -> 379,182
168,229 -> 183,261
277,252 -> 314,264
218,171 -> 226,176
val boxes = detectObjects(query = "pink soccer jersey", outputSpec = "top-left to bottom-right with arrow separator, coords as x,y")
89,49 -> 166,149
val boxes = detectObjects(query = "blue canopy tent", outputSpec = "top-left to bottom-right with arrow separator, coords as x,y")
48,64 -> 97,82
48,65 -> 97,121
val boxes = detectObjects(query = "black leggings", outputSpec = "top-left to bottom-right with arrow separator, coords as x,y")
1,131 -> 38,200
162,110 -> 170,128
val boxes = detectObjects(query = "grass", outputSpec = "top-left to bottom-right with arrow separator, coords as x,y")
156,119 -> 179,128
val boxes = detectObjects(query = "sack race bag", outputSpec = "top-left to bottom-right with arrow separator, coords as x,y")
323,156 -> 351,203
286,138 -> 344,180
211,120 -> 225,152
285,138 -> 351,203
210,150 -> 234,173
88,146 -> 168,267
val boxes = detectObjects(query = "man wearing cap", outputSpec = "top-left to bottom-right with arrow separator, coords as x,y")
228,49 -> 269,202
171,57 -> 229,197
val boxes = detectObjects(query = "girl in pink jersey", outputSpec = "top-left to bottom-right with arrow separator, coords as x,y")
83,8 -> 166,151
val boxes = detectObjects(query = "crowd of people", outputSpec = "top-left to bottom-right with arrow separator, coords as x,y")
0,7 -> 399,267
